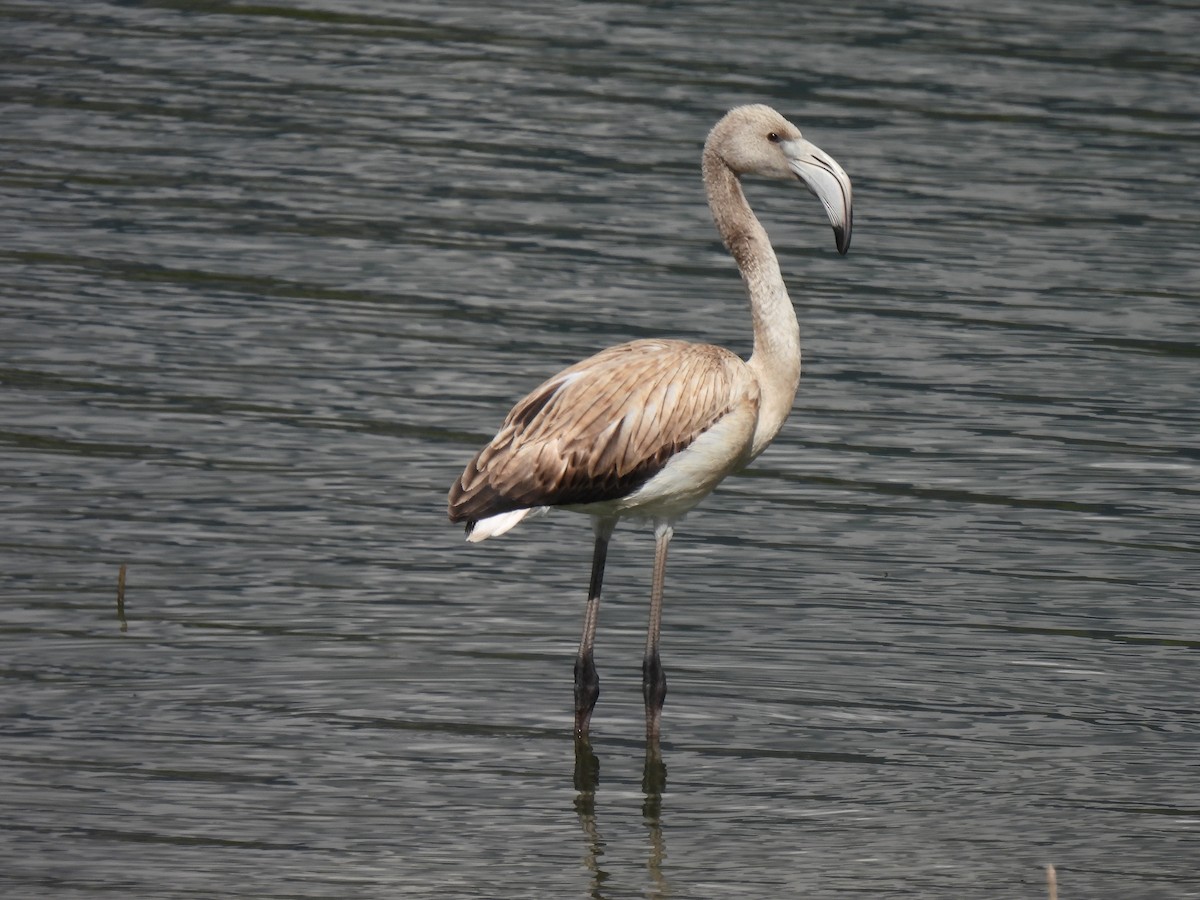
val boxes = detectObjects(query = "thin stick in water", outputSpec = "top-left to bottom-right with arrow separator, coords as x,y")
116,563 -> 127,632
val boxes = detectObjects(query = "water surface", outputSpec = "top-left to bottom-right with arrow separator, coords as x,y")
2,1 -> 1197,897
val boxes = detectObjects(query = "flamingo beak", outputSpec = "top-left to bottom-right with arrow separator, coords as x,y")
782,137 -> 853,255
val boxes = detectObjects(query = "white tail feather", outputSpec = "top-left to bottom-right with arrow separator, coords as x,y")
466,507 -> 547,542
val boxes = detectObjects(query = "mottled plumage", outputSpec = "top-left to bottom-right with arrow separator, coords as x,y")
448,340 -> 758,531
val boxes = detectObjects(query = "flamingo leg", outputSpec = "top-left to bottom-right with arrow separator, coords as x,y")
574,519 -> 614,739
643,521 -> 673,743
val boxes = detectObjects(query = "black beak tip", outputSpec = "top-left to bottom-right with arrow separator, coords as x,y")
833,225 -> 851,255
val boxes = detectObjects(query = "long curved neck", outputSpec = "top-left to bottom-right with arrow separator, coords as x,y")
703,148 -> 801,458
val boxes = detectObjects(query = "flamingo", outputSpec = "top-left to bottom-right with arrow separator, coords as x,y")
448,104 -> 852,743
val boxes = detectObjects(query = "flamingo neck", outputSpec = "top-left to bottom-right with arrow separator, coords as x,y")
702,149 -> 801,457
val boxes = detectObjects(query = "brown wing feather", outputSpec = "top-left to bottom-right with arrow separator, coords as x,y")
448,339 -> 755,525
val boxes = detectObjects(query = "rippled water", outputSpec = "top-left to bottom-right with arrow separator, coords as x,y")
2,1 -> 1198,897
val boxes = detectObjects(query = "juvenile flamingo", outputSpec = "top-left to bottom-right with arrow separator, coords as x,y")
448,105 -> 853,743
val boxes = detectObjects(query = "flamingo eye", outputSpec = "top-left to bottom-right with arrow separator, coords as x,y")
767,132 -> 781,143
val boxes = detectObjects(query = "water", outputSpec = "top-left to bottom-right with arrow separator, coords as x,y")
2,1 -> 1197,897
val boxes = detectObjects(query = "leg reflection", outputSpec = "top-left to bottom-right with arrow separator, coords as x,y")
573,737 -> 607,896
642,742 -> 668,898
642,740 -> 667,798
574,735 -> 600,795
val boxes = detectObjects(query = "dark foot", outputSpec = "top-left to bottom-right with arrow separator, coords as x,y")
642,652 -> 667,742
574,652 -> 600,738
